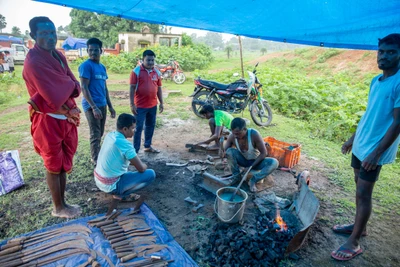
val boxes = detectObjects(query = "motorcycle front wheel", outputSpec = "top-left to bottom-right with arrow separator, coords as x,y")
250,99 -> 273,126
191,91 -> 219,118
173,72 -> 186,84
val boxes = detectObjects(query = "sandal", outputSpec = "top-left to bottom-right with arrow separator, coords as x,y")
144,147 -> 160,153
331,246 -> 363,261
332,224 -> 368,236
113,193 -> 141,202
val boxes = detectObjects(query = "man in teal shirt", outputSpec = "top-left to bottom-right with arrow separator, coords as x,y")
94,113 -> 155,203
196,104 -> 234,150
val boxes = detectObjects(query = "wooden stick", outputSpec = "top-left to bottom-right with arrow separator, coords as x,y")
229,166 -> 252,201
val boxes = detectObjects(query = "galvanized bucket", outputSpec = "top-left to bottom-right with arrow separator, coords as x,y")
214,187 -> 248,223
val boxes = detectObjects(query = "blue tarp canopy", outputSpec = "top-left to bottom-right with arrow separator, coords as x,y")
62,36 -> 87,50
35,0 -> 400,50
0,35 -> 23,44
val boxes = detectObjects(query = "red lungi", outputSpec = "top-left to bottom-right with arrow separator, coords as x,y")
31,112 -> 78,174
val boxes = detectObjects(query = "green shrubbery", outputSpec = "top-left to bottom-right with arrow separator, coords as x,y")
72,44 -> 214,73
0,73 -> 25,104
193,64 -> 372,142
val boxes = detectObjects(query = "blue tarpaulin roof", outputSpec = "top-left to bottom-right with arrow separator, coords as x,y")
35,0 -> 400,50
0,35 -> 23,44
62,36 -> 88,50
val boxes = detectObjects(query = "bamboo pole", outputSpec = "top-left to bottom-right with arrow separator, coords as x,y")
238,35 -> 244,78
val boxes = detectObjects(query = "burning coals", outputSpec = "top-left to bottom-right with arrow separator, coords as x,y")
204,212 -> 300,267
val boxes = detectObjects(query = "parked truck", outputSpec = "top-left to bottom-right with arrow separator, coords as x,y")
0,35 -> 29,64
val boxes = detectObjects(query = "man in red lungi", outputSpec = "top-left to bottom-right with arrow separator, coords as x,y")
23,17 -> 82,218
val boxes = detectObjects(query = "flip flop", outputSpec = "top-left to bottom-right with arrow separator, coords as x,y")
113,193 -> 141,202
331,246 -> 363,261
144,147 -> 160,153
332,224 -> 368,236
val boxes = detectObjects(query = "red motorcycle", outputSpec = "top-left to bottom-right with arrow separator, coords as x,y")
156,60 -> 186,84
137,59 -> 186,84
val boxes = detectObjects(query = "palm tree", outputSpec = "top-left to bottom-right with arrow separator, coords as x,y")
225,45 -> 233,59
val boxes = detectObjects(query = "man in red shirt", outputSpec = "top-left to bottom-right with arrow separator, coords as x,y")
23,17 -> 81,218
129,50 -> 164,153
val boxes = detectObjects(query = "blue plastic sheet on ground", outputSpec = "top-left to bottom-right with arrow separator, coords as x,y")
0,204 -> 198,267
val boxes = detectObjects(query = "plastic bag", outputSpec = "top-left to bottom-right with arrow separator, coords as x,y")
0,150 -> 24,196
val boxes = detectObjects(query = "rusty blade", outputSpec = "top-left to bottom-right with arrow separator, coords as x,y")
2,224 -> 91,247
18,249 -> 84,267
134,244 -> 167,254
108,228 -> 151,240
23,240 -> 90,263
0,235 -> 92,261
4,240 -> 90,267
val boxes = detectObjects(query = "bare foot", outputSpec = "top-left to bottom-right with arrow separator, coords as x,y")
248,180 -> 258,192
52,205 -> 81,219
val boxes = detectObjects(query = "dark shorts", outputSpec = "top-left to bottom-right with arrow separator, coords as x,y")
351,154 -> 382,182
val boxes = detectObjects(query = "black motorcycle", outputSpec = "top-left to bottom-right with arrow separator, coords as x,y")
190,63 -> 273,126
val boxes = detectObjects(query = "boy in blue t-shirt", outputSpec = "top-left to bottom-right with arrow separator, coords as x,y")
79,38 -> 116,164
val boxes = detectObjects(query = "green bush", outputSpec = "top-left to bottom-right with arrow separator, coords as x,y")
0,73 -> 24,104
317,49 -> 342,63
195,65 -> 371,142
71,44 -> 214,73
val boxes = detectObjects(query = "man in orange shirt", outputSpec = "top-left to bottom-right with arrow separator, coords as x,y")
129,50 -> 164,153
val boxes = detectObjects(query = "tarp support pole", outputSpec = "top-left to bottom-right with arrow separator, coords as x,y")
238,35 -> 244,78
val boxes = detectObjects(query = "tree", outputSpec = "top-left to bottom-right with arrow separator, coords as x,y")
181,33 -> 193,46
260,48 -> 267,55
203,32 -> 224,49
0,14 -> 7,33
69,9 -> 160,48
11,26 -> 22,36
225,45 -> 233,59
57,25 -> 64,34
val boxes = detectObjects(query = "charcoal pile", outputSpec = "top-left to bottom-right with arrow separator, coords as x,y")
204,214 -> 298,267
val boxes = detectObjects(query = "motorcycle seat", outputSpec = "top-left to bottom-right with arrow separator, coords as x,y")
199,79 -> 230,90
156,64 -> 168,69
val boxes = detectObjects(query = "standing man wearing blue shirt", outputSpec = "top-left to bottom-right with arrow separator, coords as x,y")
331,33 -> 400,261
79,38 -> 116,164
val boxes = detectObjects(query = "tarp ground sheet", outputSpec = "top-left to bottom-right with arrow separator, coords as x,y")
0,204 -> 198,267
35,0 -> 400,50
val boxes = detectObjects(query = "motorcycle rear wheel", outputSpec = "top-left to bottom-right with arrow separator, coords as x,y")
192,91 -> 219,118
250,100 -> 273,126
173,72 -> 186,84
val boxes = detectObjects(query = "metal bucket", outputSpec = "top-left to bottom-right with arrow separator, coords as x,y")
214,187 -> 248,223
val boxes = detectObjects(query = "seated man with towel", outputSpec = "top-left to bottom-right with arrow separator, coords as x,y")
223,117 -> 279,192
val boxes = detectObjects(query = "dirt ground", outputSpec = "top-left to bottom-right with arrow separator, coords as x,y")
87,114 -> 399,267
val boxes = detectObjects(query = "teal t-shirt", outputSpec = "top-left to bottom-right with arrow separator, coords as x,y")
94,131 -> 136,192
353,71 -> 400,165
214,110 -> 234,129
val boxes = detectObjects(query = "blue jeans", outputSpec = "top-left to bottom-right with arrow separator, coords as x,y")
112,169 -> 156,198
134,106 -> 157,153
226,148 -> 279,183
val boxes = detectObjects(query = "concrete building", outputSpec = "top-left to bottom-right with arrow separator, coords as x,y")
118,27 -> 182,52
